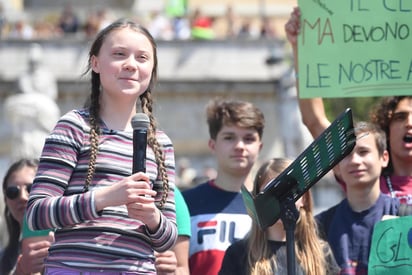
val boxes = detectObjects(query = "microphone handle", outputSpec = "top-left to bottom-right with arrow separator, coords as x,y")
132,129 -> 147,173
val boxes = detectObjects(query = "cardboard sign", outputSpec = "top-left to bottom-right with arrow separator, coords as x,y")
297,0 -> 412,98
368,216 -> 412,274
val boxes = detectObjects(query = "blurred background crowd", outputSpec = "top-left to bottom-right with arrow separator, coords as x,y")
0,0 -> 293,41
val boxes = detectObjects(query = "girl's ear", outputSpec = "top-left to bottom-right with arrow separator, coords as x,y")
91,55 -> 99,73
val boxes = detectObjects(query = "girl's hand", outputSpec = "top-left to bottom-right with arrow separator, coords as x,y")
94,172 -> 155,210
126,195 -> 161,232
94,172 -> 160,230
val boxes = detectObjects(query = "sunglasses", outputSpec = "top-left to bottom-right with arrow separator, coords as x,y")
5,184 -> 32,200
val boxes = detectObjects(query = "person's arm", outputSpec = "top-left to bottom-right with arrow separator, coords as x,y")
160,187 -> 191,275
26,111 -> 102,231
285,6 -> 345,182
174,235 -> 190,275
299,98 -> 330,139
285,6 -> 331,139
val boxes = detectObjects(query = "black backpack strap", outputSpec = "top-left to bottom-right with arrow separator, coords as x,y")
398,203 -> 412,216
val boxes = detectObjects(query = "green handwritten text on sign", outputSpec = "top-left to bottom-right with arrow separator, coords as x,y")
297,0 -> 412,98
368,216 -> 412,275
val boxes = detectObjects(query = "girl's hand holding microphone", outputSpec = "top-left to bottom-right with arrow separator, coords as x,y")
94,172 -> 161,231
126,178 -> 161,233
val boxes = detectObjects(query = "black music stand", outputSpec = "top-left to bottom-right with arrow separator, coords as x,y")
241,108 -> 356,275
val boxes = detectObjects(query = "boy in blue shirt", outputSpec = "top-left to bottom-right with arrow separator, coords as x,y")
316,122 -> 405,274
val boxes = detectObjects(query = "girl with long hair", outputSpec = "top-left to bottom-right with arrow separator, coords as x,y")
25,19 -> 177,274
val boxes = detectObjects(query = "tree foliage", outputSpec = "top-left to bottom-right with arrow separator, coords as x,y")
323,97 -> 381,123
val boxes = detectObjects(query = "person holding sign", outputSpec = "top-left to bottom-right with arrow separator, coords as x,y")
315,122 -> 411,274
219,158 -> 340,275
0,159 -> 54,275
20,211 -> 54,275
369,96 -> 412,204
285,7 -> 412,206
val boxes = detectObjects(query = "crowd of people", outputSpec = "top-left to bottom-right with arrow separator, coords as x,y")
0,4 -> 116,40
0,4 -> 412,275
0,3 -> 279,41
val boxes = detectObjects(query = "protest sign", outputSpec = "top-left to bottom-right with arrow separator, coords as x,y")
297,0 -> 412,98
368,216 -> 412,274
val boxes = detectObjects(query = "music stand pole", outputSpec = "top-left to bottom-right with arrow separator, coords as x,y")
280,196 -> 300,275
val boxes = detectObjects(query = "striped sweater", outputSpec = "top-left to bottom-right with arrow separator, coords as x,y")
26,109 -> 177,274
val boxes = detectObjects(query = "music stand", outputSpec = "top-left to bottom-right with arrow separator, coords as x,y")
241,108 -> 356,275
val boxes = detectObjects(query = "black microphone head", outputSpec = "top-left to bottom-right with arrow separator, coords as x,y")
131,113 -> 150,130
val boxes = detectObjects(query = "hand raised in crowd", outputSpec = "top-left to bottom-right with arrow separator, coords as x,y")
284,7 -> 301,47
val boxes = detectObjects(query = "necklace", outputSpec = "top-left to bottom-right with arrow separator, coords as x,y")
385,176 -> 396,198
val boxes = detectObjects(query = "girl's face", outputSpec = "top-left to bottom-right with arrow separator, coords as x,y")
5,166 -> 36,226
91,27 -> 154,102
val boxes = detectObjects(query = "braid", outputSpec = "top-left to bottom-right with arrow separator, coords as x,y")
141,93 -> 169,208
84,72 -> 101,192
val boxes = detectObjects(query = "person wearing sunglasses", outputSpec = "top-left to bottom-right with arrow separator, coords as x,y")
1,158 -> 54,275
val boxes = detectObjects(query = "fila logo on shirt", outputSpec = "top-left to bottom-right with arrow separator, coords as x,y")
190,213 -> 252,253
197,220 -> 237,244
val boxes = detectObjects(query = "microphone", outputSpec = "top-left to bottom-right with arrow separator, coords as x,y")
131,113 -> 150,173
